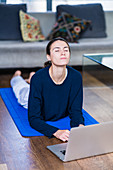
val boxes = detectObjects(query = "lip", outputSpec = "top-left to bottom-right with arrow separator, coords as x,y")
60,57 -> 67,59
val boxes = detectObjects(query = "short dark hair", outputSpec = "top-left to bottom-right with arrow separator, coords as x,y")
46,37 -> 71,55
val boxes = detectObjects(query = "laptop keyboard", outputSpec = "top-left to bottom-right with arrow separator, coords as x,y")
60,150 -> 66,155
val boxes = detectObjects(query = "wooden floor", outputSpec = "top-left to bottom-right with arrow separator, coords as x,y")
0,68 -> 113,170
0,68 -> 41,88
83,71 -> 113,123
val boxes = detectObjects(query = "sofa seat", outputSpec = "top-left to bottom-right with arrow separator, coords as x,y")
1,36 -> 113,68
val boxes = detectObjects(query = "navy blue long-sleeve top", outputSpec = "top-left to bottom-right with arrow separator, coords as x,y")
28,66 -> 84,138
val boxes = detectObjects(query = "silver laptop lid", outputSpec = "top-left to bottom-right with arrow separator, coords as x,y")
64,121 -> 113,162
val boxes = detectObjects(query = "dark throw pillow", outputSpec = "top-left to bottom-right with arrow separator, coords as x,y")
56,3 -> 107,38
0,4 -> 27,40
47,12 -> 91,43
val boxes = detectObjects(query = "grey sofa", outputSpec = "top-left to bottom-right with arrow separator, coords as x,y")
0,11 -> 113,68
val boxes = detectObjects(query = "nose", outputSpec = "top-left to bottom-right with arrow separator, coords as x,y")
61,49 -> 65,55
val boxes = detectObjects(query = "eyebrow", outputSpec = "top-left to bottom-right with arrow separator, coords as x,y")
52,46 -> 69,51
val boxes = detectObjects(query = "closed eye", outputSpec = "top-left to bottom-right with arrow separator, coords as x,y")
55,50 -> 60,52
64,49 -> 69,52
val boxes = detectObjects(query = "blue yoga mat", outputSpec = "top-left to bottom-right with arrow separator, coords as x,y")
0,88 -> 99,137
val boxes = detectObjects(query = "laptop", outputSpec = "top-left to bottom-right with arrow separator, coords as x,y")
47,121 -> 113,162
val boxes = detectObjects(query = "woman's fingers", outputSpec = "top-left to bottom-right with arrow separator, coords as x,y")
62,130 -> 70,141
53,130 -> 70,142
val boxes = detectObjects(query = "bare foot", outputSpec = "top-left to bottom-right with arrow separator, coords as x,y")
25,72 -> 35,84
12,70 -> 21,78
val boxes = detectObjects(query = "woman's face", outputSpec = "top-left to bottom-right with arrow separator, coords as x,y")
47,40 -> 70,67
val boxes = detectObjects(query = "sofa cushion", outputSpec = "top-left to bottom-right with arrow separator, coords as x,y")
19,10 -> 45,42
0,4 -> 26,40
47,12 -> 91,43
56,3 -> 107,38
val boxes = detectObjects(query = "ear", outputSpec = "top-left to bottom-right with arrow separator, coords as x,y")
47,54 -> 51,61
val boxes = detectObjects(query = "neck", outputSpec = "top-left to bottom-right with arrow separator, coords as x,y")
49,65 -> 67,84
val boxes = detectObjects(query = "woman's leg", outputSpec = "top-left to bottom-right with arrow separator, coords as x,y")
10,70 -> 30,109
25,72 -> 35,84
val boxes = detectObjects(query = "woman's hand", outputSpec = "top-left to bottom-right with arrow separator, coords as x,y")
79,124 -> 84,127
53,130 -> 70,142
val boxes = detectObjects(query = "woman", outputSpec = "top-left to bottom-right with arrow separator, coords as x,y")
28,37 -> 84,142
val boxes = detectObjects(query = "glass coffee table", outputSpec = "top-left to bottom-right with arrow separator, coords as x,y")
83,53 -> 113,87
82,53 -> 113,123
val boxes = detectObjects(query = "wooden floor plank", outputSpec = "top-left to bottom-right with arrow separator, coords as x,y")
77,153 -> 113,170
83,86 -> 113,123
